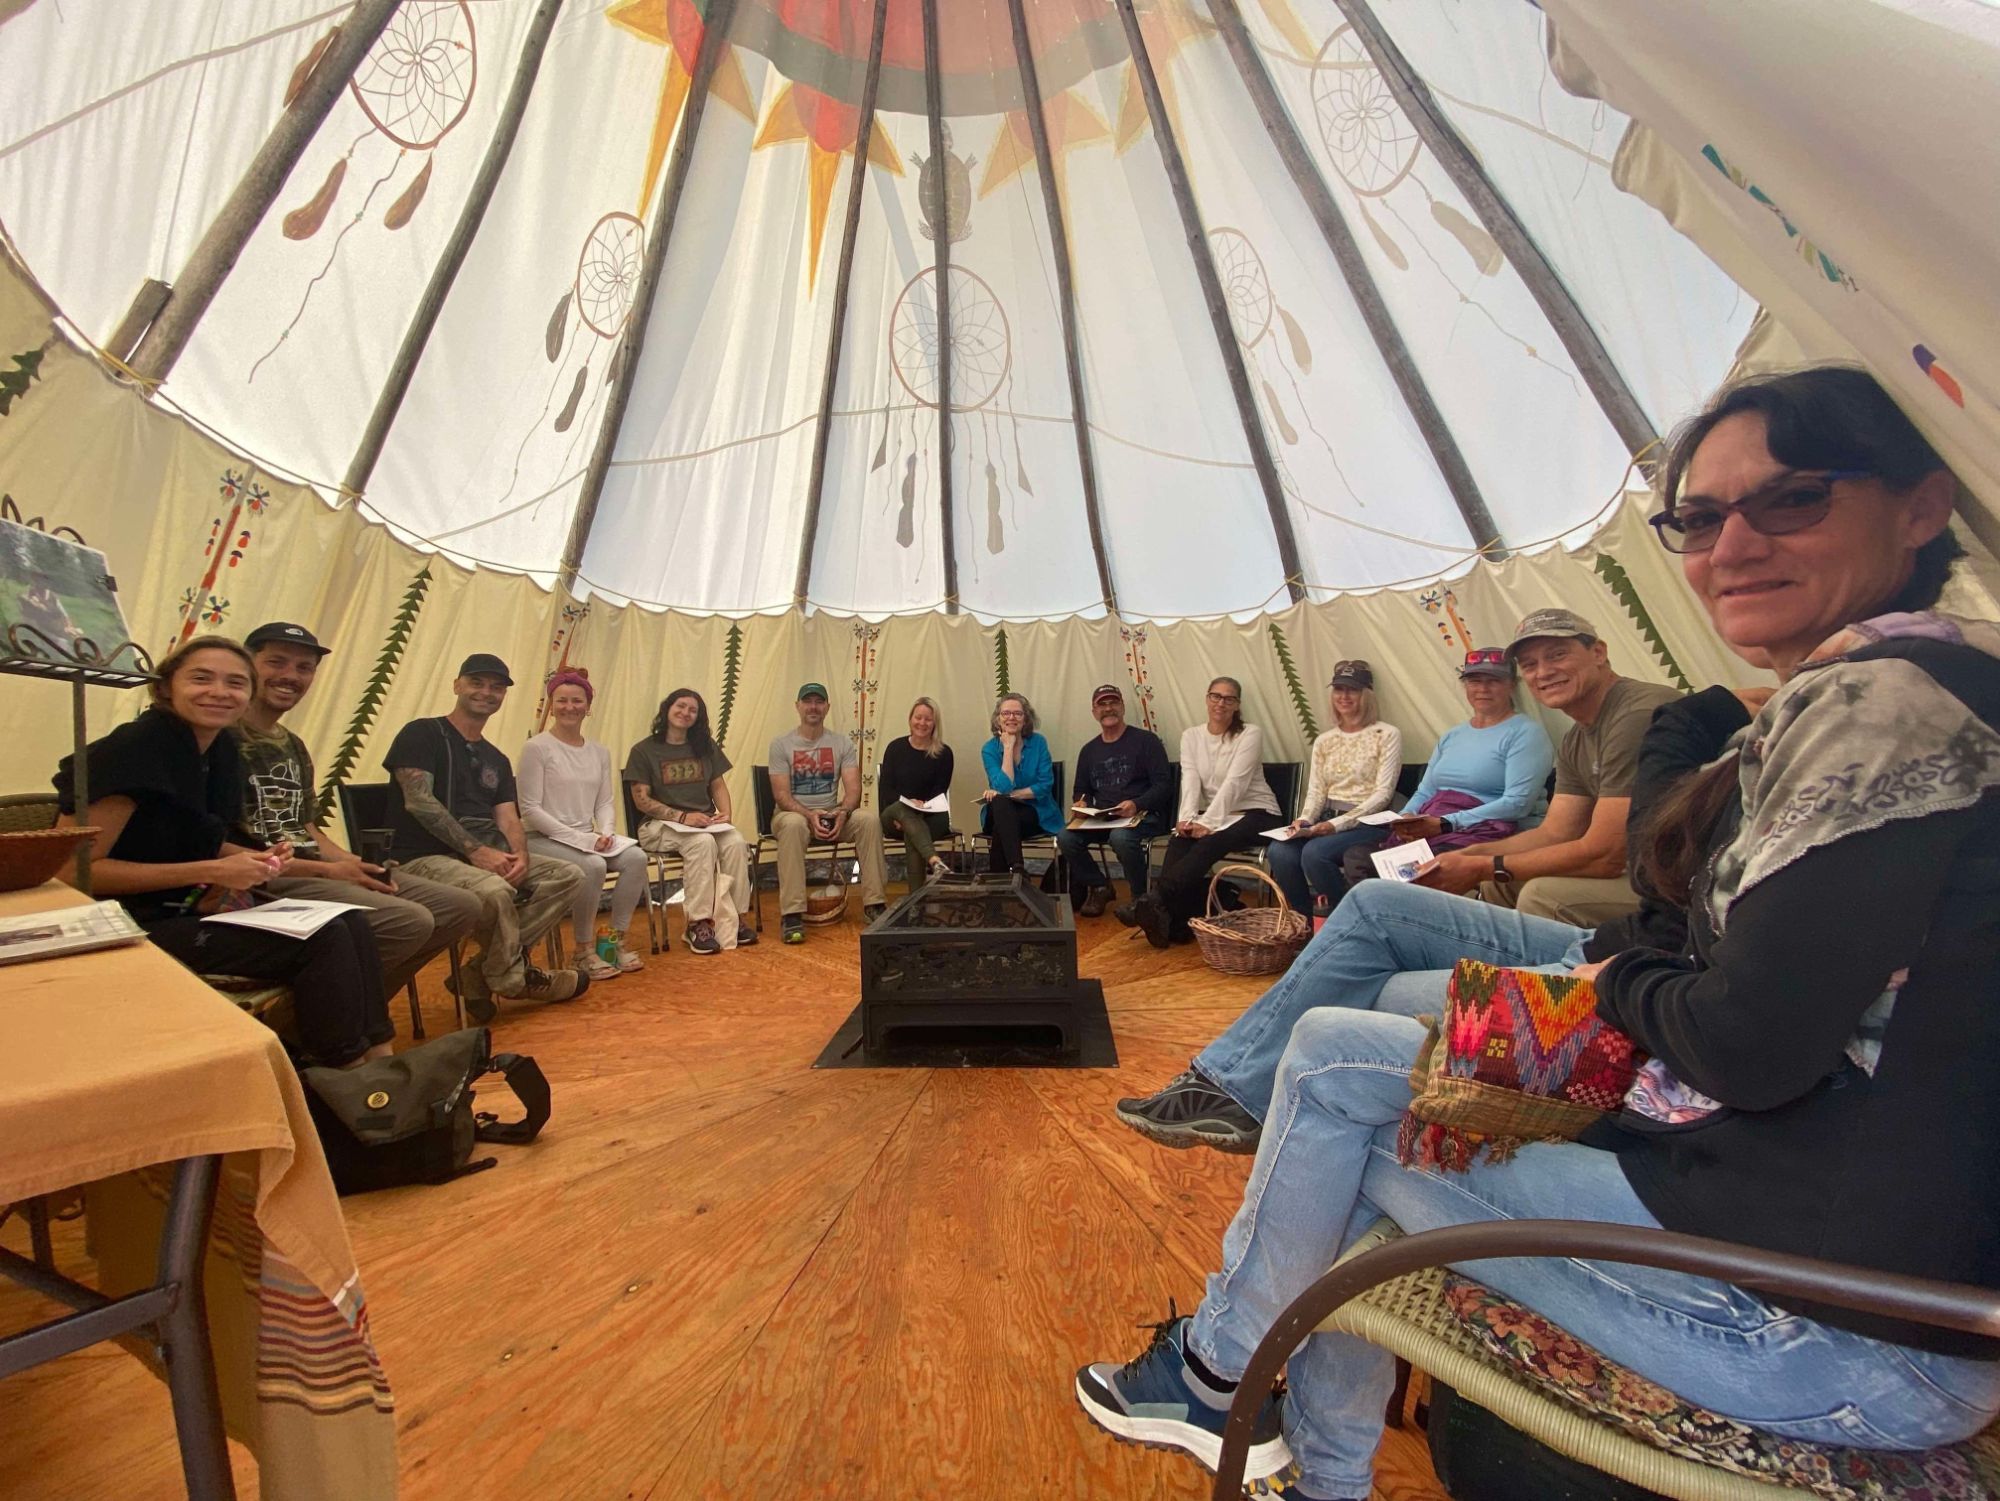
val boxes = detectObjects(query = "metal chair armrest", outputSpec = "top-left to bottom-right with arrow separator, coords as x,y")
1211,1218 -> 2000,1498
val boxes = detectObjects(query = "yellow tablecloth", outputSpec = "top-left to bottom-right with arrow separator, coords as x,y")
0,881 -> 396,1498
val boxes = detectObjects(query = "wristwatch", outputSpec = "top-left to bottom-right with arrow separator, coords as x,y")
1438,814 -> 1455,834
1491,854 -> 1511,884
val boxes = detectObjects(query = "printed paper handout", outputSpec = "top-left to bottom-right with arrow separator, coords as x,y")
1370,839 -> 1436,883
1259,825 -> 1301,842
0,900 -> 145,965
660,820 -> 733,836
544,827 -> 638,856
900,793 -> 951,814
1356,811 -> 1406,827
204,898 -> 364,939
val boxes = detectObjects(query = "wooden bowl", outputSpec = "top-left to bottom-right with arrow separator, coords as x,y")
0,827 -> 97,893
803,883 -> 849,925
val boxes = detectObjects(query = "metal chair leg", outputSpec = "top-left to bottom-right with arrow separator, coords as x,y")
405,979 -> 426,1041
26,1197 -> 53,1268
446,943 -> 467,1030
156,1156 -> 235,1501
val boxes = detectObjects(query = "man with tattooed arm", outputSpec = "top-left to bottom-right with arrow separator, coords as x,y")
383,654 -> 589,1021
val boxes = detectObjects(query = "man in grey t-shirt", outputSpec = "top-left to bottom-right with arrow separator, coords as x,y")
766,682 -> 888,943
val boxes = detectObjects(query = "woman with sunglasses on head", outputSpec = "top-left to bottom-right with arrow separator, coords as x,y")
1076,365 -> 2000,1501
1118,677 -> 1285,948
53,636 -> 394,1069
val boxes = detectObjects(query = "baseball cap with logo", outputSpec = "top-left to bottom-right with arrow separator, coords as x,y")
1090,683 -> 1124,706
244,621 -> 331,657
796,681 -> 830,701
457,652 -> 514,685
1506,608 -> 1596,658
1329,659 -> 1373,690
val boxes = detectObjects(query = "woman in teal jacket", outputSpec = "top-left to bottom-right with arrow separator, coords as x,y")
981,693 -> 1060,874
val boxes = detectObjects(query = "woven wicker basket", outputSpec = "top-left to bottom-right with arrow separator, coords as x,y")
803,882 -> 849,924
1188,862 -> 1310,976
0,827 -> 97,893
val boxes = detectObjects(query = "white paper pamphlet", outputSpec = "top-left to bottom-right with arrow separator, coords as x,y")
661,820 -> 733,836
1259,825 -> 1301,842
0,899 -> 146,966
1370,839 -> 1436,883
1355,810 -> 1406,827
1068,814 -> 1140,830
204,898 -> 364,939
900,793 -> 952,814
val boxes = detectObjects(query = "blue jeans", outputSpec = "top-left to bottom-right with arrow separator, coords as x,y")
1197,880 -> 1590,1121
1187,1007 -> 2000,1497
1266,826 -> 1387,915
1057,813 -> 1168,897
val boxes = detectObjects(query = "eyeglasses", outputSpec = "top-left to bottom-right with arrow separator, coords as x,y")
1461,648 -> 1508,671
1206,691 -> 1240,705
1648,469 -> 1866,555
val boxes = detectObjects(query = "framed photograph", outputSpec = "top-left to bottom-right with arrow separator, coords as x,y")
0,518 -> 139,667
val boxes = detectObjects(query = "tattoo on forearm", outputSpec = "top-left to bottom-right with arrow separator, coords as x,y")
396,768 -> 482,856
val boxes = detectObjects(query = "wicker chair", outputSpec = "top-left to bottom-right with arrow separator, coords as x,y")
1212,1220 -> 2000,1501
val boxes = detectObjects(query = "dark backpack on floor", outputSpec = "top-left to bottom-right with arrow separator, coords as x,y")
301,1027 -> 550,1195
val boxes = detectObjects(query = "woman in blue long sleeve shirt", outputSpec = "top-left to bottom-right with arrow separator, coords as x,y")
1400,651 -> 1555,841
981,693 -> 1060,874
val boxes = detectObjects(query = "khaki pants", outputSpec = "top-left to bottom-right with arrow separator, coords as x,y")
1477,873 -> 1642,929
264,871 -> 481,994
772,808 -> 887,916
397,853 -> 583,999
638,820 -> 752,925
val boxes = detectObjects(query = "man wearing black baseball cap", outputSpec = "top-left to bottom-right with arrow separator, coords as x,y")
1058,683 -> 1173,916
379,653 -> 588,1018
232,622 -> 479,998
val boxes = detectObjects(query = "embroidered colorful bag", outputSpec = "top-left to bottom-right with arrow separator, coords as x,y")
1398,960 -> 1645,1172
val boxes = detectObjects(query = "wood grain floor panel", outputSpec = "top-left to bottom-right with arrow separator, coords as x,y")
0,904 -> 1449,1501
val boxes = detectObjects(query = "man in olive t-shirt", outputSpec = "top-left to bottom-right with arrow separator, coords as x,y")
1415,608 -> 1680,926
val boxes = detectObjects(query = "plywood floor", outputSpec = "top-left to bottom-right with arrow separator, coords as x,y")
0,896 -> 1451,1501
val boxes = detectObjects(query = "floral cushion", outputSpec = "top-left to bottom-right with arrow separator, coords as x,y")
1441,1276 -> 2000,1501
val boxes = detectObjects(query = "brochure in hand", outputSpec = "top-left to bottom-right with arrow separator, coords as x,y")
1370,839 -> 1436,883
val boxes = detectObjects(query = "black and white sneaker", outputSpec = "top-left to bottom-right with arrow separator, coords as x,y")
1074,1308 -> 1292,1482
1116,1070 -> 1262,1153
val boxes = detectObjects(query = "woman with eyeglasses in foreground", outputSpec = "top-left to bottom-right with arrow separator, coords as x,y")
54,636 -> 394,1069
1074,366 -> 2000,1499
1118,676 -> 1285,948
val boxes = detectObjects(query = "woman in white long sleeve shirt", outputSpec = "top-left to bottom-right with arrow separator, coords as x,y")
1116,676 -> 1285,948
518,672 -> 649,979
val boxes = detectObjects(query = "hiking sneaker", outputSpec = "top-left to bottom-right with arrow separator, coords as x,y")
864,902 -> 886,924
1113,900 -> 1141,928
782,913 -> 806,945
927,856 -> 952,879
1078,885 -> 1113,918
1074,1308 -> 1292,1482
614,946 -> 646,973
1117,1070 -> 1262,1153
511,965 -> 588,1004
735,923 -> 759,947
579,953 -> 620,981
687,919 -> 722,955
1131,894 -> 1173,950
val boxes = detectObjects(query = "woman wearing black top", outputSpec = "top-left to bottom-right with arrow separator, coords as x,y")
877,697 -> 955,883
55,636 -> 393,1068
1075,368 -> 2000,1499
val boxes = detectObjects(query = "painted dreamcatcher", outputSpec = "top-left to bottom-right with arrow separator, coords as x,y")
875,265 -> 1029,578
1418,585 -> 1476,655
1309,25 -> 1496,276
487,211 -> 646,513
1208,225 -> 1358,511
251,2 -> 478,380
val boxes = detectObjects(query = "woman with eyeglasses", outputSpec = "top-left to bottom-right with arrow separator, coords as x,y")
1265,660 -> 1403,916
980,693 -> 1060,875
1118,677 -> 1284,948
1075,365 -> 2000,1501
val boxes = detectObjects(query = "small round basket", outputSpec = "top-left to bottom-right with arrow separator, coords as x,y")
1188,863 -> 1310,976
803,881 -> 849,925
0,827 -> 98,894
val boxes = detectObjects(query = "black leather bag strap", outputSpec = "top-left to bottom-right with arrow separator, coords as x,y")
473,1052 -> 551,1144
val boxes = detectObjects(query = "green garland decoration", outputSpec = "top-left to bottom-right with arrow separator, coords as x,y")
992,626 -> 1011,700
1594,553 -> 1693,692
313,563 -> 433,821
715,621 -> 744,751
0,348 -> 43,417
1269,621 -> 1319,742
